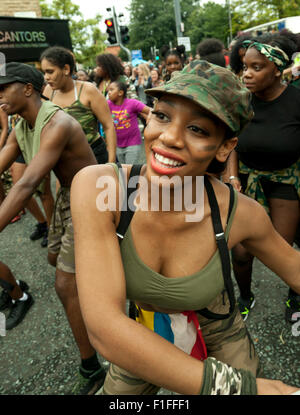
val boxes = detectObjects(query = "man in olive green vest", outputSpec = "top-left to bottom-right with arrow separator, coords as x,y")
0,62 -> 106,394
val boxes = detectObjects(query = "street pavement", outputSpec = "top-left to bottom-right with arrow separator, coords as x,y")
0,146 -> 299,394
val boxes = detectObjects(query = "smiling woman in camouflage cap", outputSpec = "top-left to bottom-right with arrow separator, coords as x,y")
71,60 -> 300,395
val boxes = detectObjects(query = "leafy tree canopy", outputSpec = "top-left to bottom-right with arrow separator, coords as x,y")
39,0 -> 300,64
39,0 -> 106,67
185,2 -> 230,54
127,0 -> 300,59
231,0 -> 300,34
127,0 -> 199,60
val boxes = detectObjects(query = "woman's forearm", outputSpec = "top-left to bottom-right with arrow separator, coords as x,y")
222,149 -> 241,191
0,129 -> 8,149
223,149 -> 239,178
87,309 -> 205,395
104,127 -> 117,162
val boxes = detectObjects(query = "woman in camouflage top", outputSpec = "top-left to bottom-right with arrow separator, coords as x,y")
41,46 -> 116,164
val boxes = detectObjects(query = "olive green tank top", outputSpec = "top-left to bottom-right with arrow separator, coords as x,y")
14,101 -> 60,193
51,81 -> 99,145
110,163 -> 238,311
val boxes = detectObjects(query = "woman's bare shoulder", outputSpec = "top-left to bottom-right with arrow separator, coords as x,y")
236,191 -> 266,216
71,164 -> 120,222
79,80 -> 101,96
80,81 -> 107,108
210,178 -> 270,241
211,177 -> 264,217
233,191 -> 272,239
72,163 -> 118,187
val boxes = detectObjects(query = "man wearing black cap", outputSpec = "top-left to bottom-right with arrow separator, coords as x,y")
0,62 -> 106,394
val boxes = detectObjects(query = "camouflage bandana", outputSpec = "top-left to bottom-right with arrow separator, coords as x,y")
145,60 -> 253,136
239,159 -> 300,214
199,357 -> 257,395
242,40 -> 290,72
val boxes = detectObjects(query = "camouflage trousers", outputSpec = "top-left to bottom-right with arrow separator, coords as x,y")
0,169 -> 13,196
98,291 -> 262,395
48,187 -> 75,274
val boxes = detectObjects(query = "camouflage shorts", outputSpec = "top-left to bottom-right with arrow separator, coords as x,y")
98,292 -> 261,395
48,187 -> 75,274
1,169 -> 13,195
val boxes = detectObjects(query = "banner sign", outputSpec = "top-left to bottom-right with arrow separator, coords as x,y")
131,49 -> 143,60
0,16 -> 72,62
177,36 -> 191,52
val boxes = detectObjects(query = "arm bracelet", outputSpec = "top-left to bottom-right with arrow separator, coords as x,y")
199,357 -> 257,395
229,175 -> 241,182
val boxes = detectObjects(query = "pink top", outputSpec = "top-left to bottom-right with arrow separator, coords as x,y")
108,98 -> 145,147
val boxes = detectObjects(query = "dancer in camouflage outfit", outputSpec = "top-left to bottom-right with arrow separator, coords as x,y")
72,60 -> 300,395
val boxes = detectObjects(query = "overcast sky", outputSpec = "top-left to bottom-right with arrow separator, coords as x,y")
72,0 -> 131,23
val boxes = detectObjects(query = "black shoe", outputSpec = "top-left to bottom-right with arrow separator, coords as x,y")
41,232 -> 48,248
30,222 -> 48,241
0,290 -> 11,311
0,280 -> 29,311
71,365 -> 107,395
6,293 -> 34,330
238,293 -> 256,321
285,293 -> 300,323
19,280 -> 29,292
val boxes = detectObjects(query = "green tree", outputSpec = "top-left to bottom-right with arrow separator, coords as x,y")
118,48 -> 130,62
185,2 -> 230,54
39,0 -> 106,67
127,0 -> 199,60
231,0 -> 300,34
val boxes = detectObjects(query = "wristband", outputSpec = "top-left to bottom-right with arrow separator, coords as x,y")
229,175 -> 241,182
199,357 -> 257,395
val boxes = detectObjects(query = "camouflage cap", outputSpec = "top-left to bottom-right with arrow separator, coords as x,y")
145,60 -> 253,136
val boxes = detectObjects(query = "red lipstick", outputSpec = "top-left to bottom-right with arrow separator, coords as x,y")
150,151 -> 185,175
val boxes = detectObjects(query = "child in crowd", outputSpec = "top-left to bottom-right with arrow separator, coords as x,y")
107,81 -> 151,164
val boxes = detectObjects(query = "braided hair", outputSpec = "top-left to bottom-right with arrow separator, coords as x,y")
164,45 -> 186,66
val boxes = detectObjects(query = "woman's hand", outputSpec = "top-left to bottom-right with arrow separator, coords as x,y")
229,177 -> 242,192
222,174 -> 242,192
221,148 -> 241,191
257,378 -> 300,395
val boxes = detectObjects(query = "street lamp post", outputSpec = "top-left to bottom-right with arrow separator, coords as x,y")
173,0 -> 183,38
227,0 -> 233,44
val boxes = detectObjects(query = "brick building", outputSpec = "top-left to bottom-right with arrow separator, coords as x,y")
0,0 -> 42,17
